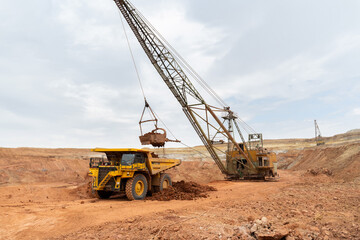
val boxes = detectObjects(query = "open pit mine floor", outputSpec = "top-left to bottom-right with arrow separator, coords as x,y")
0,131 -> 359,240
0,170 -> 358,240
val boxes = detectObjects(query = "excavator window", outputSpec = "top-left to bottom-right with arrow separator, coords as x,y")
263,157 -> 269,166
238,143 -> 244,151
236,159 -> 247,170
257,156 -> 269,167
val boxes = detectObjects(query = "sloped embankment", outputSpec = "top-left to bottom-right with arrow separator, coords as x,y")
0,148 -> 93,185
278,142 -> 360,181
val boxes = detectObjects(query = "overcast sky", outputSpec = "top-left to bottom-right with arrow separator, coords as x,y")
0,0 -> 359,148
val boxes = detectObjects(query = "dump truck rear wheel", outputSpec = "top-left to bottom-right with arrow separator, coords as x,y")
126,174 -> 148,201
95,190 -> 113,199
159,173 -> 172,191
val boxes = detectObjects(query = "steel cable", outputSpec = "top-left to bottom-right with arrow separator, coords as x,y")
119,10 -> 146,101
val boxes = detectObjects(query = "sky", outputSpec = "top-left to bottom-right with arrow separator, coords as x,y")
0,0 -> 359,148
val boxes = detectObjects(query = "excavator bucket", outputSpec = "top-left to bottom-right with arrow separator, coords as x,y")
139,101 -> 167,147
139,130 -> 167,147
139,128 -> 180,147
138,101 -> 180,147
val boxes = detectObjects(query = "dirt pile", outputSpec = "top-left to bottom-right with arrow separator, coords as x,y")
306,168 -> 333,176
230,217 -> 289,240
147,181 -> 216,201
68,175 -> 94,199
167,161 -> 224,184
277,142 -> 360,181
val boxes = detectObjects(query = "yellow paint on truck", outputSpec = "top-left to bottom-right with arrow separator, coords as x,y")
89,148 -> 181,200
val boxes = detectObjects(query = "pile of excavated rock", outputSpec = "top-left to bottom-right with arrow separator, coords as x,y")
231,217 -> 289,240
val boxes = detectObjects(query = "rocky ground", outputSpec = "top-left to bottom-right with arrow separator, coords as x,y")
0,131 -> 359,239
47,172 -> 360,240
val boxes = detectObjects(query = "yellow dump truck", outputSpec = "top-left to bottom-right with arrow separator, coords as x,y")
89,148 -> 181,200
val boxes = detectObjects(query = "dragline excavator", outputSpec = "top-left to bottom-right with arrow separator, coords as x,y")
114,0 -> 278,180
314,120 -> 325,146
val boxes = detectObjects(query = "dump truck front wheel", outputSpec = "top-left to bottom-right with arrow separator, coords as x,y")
95,190 -> 113,199
159,173 -> 172,191
126,174 -> 148,201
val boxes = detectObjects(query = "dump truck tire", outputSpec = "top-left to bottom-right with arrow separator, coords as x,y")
126,174 -> 148,201
159,173 -> 172,191
95,190 -> 113,199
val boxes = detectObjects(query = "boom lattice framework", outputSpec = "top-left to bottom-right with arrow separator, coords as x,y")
114,0 -> 256,176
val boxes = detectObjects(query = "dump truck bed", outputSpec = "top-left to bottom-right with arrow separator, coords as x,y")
91,148 -> 181,175
147,157 -> 181,175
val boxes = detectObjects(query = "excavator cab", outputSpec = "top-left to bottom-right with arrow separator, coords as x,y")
248,133 -> 264,150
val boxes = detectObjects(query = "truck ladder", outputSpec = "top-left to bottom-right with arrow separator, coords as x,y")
98,174 -> 113,190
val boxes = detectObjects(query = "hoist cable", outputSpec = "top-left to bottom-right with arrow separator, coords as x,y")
136,9 -> 227,107
119,10 -> 146,101
118,3 -> 258,152
135,7 -> 260,135
179,142 -> 212,159
119,9 -> 205,153
236,118 -> 257,134
152,109 -> 211,158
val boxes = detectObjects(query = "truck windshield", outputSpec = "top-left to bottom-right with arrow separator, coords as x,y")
121,154 -> 135,166
121,153 -> 146,166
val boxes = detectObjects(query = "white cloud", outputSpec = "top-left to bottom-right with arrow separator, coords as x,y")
139,1 -> 226,74
1,0 -> 359,147
219,33 -> 360,103
352,108 -> 360,116
0,108 -> 44,127
51,79 -> 136,123
56,0 -> 126,50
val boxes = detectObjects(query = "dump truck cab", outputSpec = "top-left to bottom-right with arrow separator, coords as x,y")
89,148 -> 181,200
